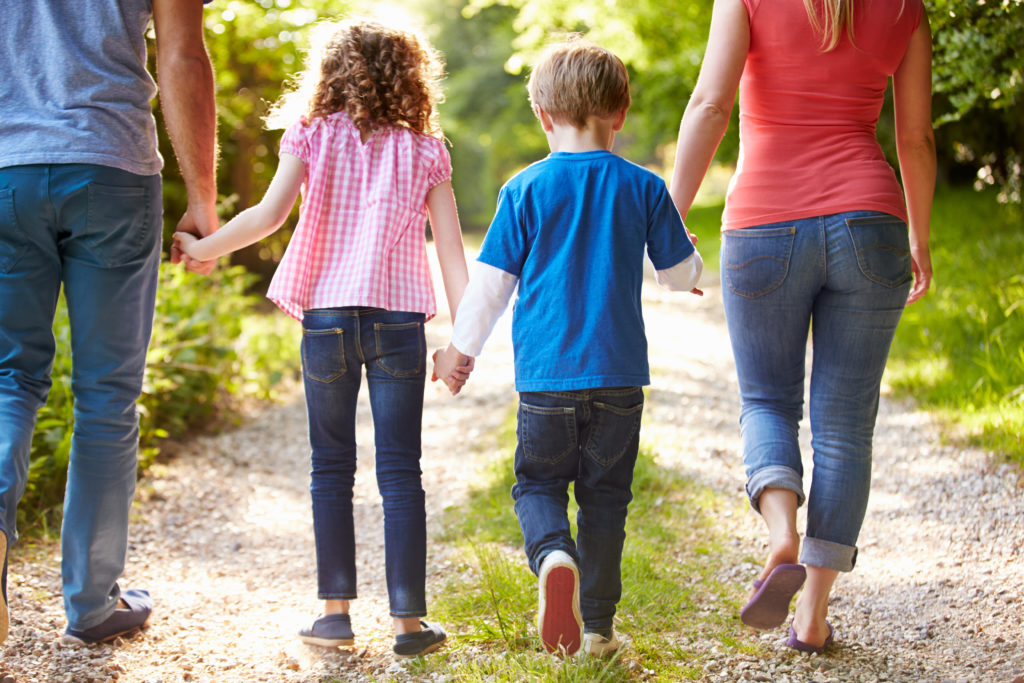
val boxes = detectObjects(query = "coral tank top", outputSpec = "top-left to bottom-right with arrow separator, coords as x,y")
723,0 -> 923,230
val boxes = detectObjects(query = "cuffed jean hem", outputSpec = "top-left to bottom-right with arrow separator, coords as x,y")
389,609 -> 428,619
583,617 -> 615,634
746,465 -> 805,513
317,593 -> 358,601
801,536 -> 858,573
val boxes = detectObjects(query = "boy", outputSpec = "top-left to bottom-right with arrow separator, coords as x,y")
433,38 -> 702,656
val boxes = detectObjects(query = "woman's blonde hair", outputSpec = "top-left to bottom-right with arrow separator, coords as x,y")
266,19 -> 444,137
801,0 -> 856,51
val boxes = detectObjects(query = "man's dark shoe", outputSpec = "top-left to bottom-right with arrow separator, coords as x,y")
63,589 -> 153,644
1,531 -> 8,644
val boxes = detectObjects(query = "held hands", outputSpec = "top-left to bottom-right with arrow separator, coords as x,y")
431,344 -> 475,395
172,205 -> 218,275
171,231 -> 207,271
684,228 -> 703,297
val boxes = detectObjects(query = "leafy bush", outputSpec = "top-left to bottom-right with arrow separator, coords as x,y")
19,263 -> 300,531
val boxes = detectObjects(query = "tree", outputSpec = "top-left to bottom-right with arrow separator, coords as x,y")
413,0 -> 724,230
155,0 -> 347,280
929,0 -> 1024,202
461,0 -> 721,163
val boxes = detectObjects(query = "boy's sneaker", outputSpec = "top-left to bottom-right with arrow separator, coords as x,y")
581,629 -> 625,657
298,613 -> 355,647
537,550 -> 582,655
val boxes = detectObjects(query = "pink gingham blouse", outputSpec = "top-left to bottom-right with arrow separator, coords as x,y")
266,112 -> 452,320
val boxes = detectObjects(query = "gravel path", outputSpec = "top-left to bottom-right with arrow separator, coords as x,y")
2,259 -> 1022,682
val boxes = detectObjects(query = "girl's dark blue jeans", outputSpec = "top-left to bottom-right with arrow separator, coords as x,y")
301,307 -> 428,618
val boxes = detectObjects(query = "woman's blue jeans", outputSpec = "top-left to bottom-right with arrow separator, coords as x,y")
511,386 -> 644,634
0,164 -> 161,629
721,211 -> 912,572
301,307 -> 428,618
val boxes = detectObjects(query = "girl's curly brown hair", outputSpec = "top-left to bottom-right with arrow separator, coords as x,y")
268,19 -> 444,139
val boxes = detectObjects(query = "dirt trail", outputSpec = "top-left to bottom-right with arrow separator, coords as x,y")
2,260 -> 1022,682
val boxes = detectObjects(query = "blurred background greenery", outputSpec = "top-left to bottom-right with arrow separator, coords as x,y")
20,0 -> 1023,529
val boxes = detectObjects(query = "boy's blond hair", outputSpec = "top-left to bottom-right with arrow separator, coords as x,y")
527,37 -> 630,129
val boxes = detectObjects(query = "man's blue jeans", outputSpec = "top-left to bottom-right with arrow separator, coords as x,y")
300,307 -> 429,618
720,211 -> 912,572
511,386 -> 644,634
0,164 -> 161,629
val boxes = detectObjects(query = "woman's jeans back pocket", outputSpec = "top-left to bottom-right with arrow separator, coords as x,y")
519,402 -> 577,465
302,328 -> 347,383
722,226 -> 796,298
845,214 -> 912,287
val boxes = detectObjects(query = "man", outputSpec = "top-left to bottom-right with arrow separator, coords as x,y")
0,0 -> 217,644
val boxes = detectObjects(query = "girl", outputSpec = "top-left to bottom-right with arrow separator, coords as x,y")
175,19 -> 470,658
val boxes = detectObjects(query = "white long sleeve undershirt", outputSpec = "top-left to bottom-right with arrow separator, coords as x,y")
449,251 -> 703,357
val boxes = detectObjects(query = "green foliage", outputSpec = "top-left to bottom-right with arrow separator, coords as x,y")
413,0 -> 730,231
929,0 -> 1024,203
420,0 -> 548,231
156,0 -> 349,280
465,0 -> 719,162
424,410 -> 756,681
887,187 -> 1024,459
20,263 -> 300,532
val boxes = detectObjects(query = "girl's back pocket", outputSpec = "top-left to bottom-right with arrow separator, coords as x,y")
302,328 -> 347,383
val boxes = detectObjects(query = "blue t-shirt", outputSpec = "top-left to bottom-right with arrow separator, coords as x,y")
478,150 -> 695,391
0,0 -> 161,175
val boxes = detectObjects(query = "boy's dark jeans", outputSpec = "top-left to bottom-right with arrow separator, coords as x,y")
512,386 -> 644,634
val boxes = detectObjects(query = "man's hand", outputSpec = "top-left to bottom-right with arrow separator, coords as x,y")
172,204 -> 218,275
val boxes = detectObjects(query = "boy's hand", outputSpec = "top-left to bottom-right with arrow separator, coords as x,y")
431,345 -> 475,395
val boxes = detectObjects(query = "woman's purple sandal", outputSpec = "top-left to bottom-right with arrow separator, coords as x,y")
786,620 -> 834,654
739,563 -> 806,630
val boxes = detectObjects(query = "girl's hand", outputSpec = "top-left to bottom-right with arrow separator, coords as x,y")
173,231 -> 216,275
431,345 -> 474,395
173,231 -> 198,253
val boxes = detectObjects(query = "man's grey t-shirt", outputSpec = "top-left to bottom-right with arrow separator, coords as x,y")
0,0 -> 162,175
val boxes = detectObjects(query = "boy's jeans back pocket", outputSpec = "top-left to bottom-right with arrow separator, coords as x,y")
518,402 -> 577,465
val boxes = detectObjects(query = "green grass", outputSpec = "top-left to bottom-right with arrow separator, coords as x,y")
392,409 -> 761,682
886,187 -> 1024,461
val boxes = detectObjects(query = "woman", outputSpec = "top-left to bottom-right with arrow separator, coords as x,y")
670,0 -> 935,652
